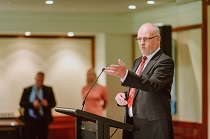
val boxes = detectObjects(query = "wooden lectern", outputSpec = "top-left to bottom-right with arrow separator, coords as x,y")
55,107 -> 133,139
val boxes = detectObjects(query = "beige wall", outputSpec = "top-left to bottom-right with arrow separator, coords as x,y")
0,38 -> 92,116
105,34 -> 132,138
0,12 -> 134,34
133,1 -> 201,30
173,29 -> 202,122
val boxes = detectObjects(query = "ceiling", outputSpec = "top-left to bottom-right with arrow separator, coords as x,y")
0,0 -> 199,14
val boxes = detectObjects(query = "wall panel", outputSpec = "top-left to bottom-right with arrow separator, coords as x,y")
0,36 -> 94,116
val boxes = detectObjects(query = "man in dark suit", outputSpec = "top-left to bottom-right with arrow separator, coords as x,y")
20,71 -> 56,139
104,23 -> 174,139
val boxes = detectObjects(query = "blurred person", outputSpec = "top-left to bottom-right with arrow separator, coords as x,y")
20,71 -> 56,139
104,23 -> 174,139
81,68 -> 108,116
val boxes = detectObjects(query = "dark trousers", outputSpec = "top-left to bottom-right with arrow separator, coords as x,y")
24,118 -> 49,139
123,117 -> 174,139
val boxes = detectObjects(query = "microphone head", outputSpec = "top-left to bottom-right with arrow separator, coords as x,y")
102,68 -> 105,72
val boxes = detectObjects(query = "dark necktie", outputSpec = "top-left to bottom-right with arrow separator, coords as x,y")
127,56 -> 147,108
34,88 -> 43,118
36,88 -> 40,101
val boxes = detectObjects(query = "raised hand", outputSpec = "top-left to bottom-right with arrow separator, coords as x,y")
104,59 -> 127,78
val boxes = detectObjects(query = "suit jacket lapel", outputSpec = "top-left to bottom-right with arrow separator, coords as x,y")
42,86 -> 46,98
133,50 -> 163,98
132,58 -> 141,73
142,50 -> 163,75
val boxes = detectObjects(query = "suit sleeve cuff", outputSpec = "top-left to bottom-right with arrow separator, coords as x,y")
120,69 -> 128,83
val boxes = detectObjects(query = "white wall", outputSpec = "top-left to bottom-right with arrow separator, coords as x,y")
95,34 -> 107,86
0,37 -> 92,116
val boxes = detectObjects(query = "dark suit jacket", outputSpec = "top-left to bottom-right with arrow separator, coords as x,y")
20,85 -> 56,125
122,50 -> 174,139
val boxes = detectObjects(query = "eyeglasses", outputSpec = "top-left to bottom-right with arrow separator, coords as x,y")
136,35 -> 158,42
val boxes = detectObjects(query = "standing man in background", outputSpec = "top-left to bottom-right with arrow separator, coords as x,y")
20,71 -> 56,139
104,23 -> 174,139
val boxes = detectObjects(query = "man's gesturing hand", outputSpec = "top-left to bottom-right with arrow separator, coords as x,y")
104,59 -> 127,78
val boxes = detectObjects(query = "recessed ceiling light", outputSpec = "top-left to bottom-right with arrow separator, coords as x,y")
147,1 -> 155,4
128,5 -> 136,10
25,32 -> 31,36
154,23 -> 164,26
46,0 -> 54,5
67,32 -> 74,37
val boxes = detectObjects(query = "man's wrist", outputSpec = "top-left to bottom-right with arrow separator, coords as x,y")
120,70 -> 128,82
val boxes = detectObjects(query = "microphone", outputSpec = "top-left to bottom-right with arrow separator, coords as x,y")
80,68 -> 105,110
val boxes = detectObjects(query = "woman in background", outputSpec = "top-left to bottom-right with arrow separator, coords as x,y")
82,68 -> 108,117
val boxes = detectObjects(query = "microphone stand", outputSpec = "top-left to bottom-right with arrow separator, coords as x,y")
80,68 -> 105,110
